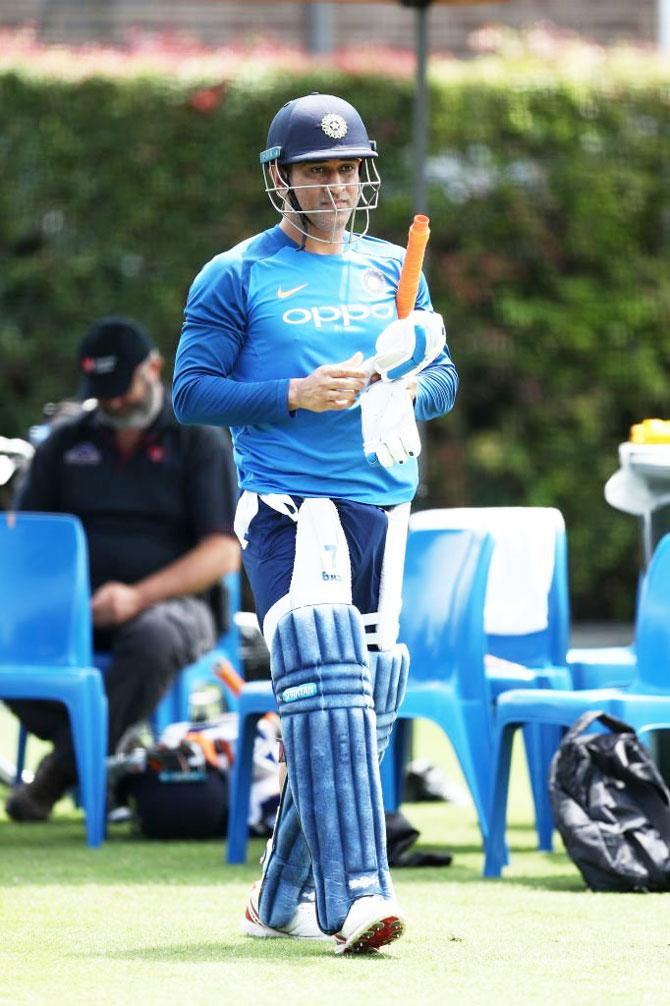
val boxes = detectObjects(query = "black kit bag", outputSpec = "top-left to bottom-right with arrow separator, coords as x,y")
111,715 -> 282,840
115,740 -> 230,840
549,711 -> 670,892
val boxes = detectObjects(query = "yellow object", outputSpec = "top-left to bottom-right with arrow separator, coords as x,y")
629,418 -> 670,444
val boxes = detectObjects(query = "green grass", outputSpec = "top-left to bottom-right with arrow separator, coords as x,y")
1,707 -> 668,1005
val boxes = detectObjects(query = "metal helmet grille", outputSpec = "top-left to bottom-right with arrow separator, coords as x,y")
259,93 -> 380,246
261,156 -> 381,246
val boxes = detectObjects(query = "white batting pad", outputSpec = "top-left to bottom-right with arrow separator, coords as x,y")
262,497 -> 353,648
362,501 -> 410,650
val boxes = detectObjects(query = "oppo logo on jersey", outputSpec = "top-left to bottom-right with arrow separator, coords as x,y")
282,303 -> 394,328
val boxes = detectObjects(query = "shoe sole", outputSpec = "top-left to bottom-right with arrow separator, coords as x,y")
335,914 -> 405,955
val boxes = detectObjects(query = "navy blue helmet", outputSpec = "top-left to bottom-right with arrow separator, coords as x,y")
260,93 -> 377,166
260,93 -> 381,245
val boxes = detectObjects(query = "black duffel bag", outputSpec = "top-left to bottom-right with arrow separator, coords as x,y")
549,710 -> 670,892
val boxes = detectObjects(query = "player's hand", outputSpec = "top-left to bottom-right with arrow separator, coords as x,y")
91,582 -> 143,627
372,310 -> 445,383
289,352 -> 368,412
360,379 -> 421,468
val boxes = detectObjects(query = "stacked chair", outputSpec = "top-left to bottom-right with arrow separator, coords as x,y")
379,525 -> 496,839
484,531 -> 670,877
383,507 -> 573,849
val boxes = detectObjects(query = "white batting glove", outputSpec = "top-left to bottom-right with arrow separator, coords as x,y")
360,379 -> 421,468
372,310 -> 446,383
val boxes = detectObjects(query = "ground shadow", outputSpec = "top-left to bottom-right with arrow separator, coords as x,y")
495,875 -> 587,892
92,941 -> 392,963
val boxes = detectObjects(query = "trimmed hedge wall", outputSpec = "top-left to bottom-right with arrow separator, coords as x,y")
2,55 -> 670,619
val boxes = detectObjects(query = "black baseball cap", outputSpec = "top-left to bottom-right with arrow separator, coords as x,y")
78,317 -> 154,399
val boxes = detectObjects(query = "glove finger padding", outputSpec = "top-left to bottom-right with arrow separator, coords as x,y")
386,435 -> 410,466
360,380 -> 420,469
399,421 -> 421,460
373,310 -> 446,383
375,442 -> 394,469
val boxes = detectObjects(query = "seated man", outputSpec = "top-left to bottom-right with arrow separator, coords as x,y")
6,316 -> 240,822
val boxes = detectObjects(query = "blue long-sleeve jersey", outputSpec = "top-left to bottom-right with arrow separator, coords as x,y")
173,225 -> 458,505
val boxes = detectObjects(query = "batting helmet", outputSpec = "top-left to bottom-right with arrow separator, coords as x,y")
260,93 -> 377,166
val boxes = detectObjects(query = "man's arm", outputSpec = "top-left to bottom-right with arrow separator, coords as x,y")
91,532 -> 240,628
413,346 -> 459,421
174,257 -> 291,427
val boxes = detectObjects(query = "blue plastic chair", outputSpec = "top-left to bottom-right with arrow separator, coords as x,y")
226,679 -> 278,863
484,531 -> 670,878
567,644 -> 636,689
151,570 -> 242,733
1,512 -> 107,847
386,507 -> 636,850
409,506 -> 636,686
383,507 -> 573,849
384,526 -> 496,840
16,570 -> 243,775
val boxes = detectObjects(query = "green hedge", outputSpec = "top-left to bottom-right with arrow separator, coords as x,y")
2,54 -> 670,619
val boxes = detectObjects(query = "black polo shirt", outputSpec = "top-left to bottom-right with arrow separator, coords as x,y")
17,396 -> 237,595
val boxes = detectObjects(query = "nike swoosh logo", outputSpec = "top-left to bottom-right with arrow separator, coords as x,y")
277,283 -> 308,300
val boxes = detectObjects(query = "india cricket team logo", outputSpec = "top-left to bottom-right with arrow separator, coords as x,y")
321,113 -> 348,139
360,267 -> 387,297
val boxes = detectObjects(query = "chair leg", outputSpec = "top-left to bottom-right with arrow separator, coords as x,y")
483,722 -> 517,877
173,666 -> 195,723
447,713 -> 494,841
227,711 -> 262,864
380,717 -> 411,811
522,723 -> 561,852
379,745 -> 397,811
15,722 -> 28,786
65,679 -> 108,848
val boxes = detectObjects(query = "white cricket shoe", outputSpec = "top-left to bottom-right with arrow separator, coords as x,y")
241,882 -> 329,940
334,895 -> 406,955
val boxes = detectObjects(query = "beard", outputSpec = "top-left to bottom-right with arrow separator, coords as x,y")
97,378 -> 164,430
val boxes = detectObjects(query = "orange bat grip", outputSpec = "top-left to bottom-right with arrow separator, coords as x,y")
395,214 -> 430,320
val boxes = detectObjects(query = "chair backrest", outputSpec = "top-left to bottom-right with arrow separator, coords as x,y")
0,512 -> 92,667
410,507 -> 570,668
631,532 -> 670,693
398,526 -> 494,703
